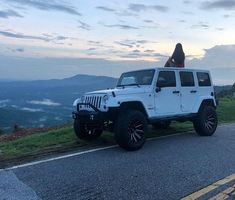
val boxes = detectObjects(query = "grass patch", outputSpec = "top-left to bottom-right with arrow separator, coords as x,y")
0,127 -> 78,158
0,98 -> 234,161
217,97 -> 235,123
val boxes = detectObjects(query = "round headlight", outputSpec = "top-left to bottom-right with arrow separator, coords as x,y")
103,94 -> 109,103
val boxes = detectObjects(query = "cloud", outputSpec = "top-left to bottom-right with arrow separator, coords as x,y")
119,50 -> 167,59
114,10 -> 138,17
88,40 -> 101,45
10,47 -> 25,52
6,0 -> 81,16
182,11 -> 194,15
27,99 -> 61,106
20,107 -> 43,112
115,39 -> 157,49
96,6 -> 115,12
39,117 -> 47,122
128,3 -> 169,12
78,20 -> 91,31
16,48 -> 24,52
55,36 -> 68,40
87,40 -> 113,49
0,9 -> 23,18
115,41 -> 134,48
144,49 -> 155,53
132,49 -> 140,53
0,99 -> 10,108
87,48 -> 96,51
0,30 -> 50,41
183,0 -> 192,4
96,5 -> 137,17
143,19 -> 154,23
200,0 -> 235,10
103,24 -> 139,30
0,30 -> 73,44
141,19 -> 159,28
216,27 -> 224,31
187,45 -> 235,82
191,22 -> 210,29
0,99 -> 10,103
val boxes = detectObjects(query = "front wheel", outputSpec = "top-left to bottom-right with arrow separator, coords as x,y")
74,119 -> 103,140
114,110 -> 147,151
193,106 -> 218,136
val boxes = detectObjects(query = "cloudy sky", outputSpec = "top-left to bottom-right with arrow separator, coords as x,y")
0,0 -> 235,84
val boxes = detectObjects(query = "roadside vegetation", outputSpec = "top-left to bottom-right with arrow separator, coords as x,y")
0,97 -> 235,165
217,97 -> 235,123
0,128 -> 3,135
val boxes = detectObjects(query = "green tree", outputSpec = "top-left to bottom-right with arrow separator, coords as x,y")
232,83 -> 235,92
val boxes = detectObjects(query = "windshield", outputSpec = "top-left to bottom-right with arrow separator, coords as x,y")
117,69 -> 155,87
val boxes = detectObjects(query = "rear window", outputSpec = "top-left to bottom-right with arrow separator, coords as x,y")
180,72 -> 195,87
197,72 -> 211,86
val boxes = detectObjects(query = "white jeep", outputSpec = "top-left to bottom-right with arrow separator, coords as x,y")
72,67 -> 218,151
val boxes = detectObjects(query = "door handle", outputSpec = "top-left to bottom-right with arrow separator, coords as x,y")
190,90 -> 197,93
172,91 -> 180,94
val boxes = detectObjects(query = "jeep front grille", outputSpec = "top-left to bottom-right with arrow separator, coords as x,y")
84,96 -> 102,109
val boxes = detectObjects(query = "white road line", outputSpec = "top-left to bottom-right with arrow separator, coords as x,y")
0,131 -> 190,172
0,145 -> 117,172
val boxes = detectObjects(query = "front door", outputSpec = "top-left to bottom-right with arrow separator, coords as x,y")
154,70 -> 181,116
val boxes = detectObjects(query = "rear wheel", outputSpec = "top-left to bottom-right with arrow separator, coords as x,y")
114,110 -> 147,151
74,119 -> 103,140
193,106 -> 217,136
152,121 -> 171,129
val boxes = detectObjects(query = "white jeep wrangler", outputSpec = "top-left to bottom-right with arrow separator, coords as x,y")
72,67 -> 218,151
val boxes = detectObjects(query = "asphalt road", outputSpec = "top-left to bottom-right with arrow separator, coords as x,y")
1,124 -> 235,200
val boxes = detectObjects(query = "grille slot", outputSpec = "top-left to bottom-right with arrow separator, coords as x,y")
84,95 -> 102,109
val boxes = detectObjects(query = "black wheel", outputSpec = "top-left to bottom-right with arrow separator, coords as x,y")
73,119 -> 103,141
114,110 -> 147,151
152,121 -> 171,129
193,106 -> 218,136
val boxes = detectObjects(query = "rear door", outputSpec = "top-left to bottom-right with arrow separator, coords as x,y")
154,70 -> 181,116
179,71 -> 197,113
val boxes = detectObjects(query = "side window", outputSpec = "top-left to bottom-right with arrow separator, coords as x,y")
197,72 -> 211,86
157,71 -> 176,87
180,72 -> 195,87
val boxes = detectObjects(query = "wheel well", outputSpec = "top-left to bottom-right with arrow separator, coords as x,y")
199,99 -> 216,110
120,101 -> 148,116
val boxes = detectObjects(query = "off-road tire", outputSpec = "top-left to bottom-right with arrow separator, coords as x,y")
74,119 -> 102,140
152,121 -> 171,129
114,110 -> 147,151
193,106 -> 217,136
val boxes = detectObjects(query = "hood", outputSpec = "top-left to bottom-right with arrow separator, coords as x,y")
86,86 -> 151,96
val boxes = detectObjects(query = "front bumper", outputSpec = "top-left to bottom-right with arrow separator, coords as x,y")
72,103 -> 106,124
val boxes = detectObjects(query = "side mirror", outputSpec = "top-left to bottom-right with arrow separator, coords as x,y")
155,87 -> 161,93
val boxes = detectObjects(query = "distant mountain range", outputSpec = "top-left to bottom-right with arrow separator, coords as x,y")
0,74 -> 232,134
0,75 -> 117,133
